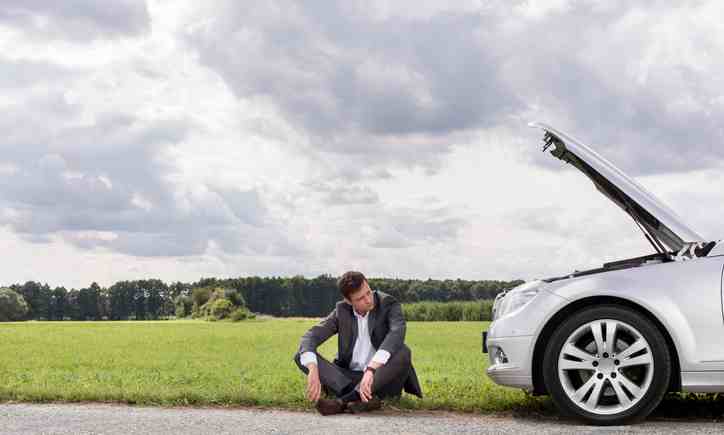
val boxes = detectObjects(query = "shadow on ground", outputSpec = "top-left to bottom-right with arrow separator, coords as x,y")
651,393 -> 724,420
504,393 -> 724,422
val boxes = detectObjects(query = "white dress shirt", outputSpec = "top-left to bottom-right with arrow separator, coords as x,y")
300,308 -> 391,370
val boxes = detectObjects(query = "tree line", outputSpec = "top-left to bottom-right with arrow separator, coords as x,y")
0,275 -> 524,321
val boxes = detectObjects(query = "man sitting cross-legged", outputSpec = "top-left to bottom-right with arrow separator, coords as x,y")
293,271 -> 423,415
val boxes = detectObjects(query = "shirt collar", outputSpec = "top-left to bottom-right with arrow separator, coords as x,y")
353,309 -> 368,319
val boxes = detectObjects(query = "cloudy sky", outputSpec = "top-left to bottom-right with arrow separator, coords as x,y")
3,0 -> 724,289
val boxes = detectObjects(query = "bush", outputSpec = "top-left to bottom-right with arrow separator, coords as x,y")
191,287 -> 213,310
0,288 -> 29,321
191,286 -> 246,318
230,307 -> 256,322
402,300 -> 493,321
465,300 -> 493,321
209,298 -> 234,319
224,288 -> 246,307
462,302 -> 482,321
191,286 -> 252,321
173,295 -> 193,318
440,302 -> 463,321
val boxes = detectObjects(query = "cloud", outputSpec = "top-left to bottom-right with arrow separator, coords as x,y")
366,212 -> 467,249
0,59 -> 74,89
302,180 -> 380,206
185,1 -> 522,175
348,202 -> 469,250
497,0 -> 724,175
0,0 -> 150,40
0,92 -> 301,258
5,0 -> 724,289
184,0 -> 724,178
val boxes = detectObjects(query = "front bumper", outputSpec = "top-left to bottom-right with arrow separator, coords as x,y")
485,335 -> 535,390
483,287 -> 568,392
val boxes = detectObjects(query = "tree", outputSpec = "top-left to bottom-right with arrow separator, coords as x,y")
191,287 -> 213,317
174,295 -> 193,318
223,288 -> 245,307
165,281 -> 189,317
109,281 -> 133,320
0,288 -> 29,321
2,275 -> 527,320
50,287 -> 68,320
13,281 -> 52,320
98,287 -> 111,320
140,279 -> 167,320
65,289 -> 82,320
168,281 -> 190,299
132,283 -> 146,320
88,282 -> 102,320
78,283 -> 101,320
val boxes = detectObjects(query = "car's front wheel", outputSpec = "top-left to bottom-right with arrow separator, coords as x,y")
543,305 -> 671,425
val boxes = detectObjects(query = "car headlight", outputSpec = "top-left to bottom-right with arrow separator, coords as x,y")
493,281 -> 542,319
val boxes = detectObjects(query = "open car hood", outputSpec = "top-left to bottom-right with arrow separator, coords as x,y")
530,122 -> 705,253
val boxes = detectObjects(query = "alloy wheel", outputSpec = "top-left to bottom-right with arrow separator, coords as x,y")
557,319 -> 654,415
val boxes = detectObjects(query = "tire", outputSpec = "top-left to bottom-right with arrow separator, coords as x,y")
542,304 -> 671,425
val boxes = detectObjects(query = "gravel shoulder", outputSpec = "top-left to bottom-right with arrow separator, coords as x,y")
2,402 -> 724,435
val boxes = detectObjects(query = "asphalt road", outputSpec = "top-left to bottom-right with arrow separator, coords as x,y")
2,403 -> 724,435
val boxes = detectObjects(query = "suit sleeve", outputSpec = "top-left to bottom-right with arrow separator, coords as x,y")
298,307 -> 339,355
378,299 -> 406,356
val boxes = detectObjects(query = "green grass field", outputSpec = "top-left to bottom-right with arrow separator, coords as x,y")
2,319 -> 721,418
0,319 -> 550,413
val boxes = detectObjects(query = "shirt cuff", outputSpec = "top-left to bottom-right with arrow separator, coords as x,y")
371,349 -> 391,365
300,352 -> 318,367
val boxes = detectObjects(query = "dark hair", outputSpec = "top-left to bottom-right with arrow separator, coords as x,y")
337,271 -> 367,299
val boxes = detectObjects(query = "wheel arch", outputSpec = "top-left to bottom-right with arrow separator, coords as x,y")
531,295 -> 681,395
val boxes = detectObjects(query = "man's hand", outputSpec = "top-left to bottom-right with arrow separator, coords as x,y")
359,370 -> 374,402
359,369 -> 374,402
360,361 -> 383,402
306,364 -> 321,402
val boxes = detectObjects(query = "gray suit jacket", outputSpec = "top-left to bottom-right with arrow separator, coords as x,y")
296,291 -> 422,397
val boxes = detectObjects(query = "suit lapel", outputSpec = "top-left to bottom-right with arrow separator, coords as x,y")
350,309 -> 358,351
367,291 -> 379,337
343,303 -> 357,359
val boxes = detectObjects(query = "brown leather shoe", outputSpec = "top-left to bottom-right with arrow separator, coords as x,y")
315,398 -> 346,416
347,397 -> 381,414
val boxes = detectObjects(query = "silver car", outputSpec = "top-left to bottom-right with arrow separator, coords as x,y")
483,122 -> 724,425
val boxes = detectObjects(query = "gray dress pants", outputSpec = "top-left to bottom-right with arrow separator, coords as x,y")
294,345 -> 413,402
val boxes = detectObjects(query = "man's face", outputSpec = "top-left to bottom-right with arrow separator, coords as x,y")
345,281 -> 374,315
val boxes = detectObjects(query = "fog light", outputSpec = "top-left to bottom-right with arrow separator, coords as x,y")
493,347 -> 509,365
